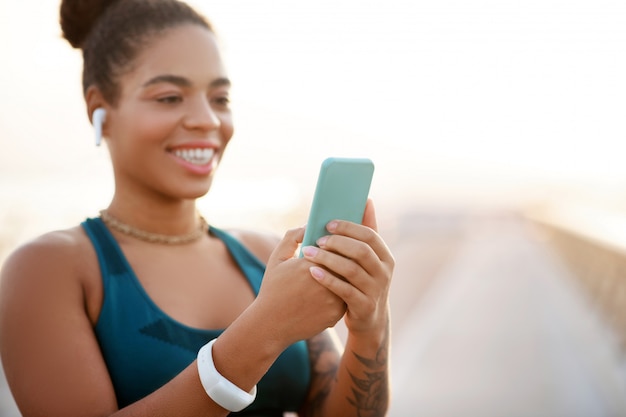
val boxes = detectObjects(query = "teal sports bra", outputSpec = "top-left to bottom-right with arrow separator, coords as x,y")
81,217 -> 311,415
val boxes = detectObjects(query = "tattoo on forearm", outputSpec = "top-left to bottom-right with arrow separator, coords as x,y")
303,334 -> 340,417
347,336 -> 389,417
302,328 -> 390,417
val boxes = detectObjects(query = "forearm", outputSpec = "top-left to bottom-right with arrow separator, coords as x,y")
304,319 -> 390,417
336,323 -> 390,417
211,301 -> 289,392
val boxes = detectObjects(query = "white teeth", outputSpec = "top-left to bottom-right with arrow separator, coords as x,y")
173,148 -> 215,165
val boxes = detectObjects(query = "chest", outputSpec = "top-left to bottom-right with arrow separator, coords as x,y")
120,238 -> 256,330
81,220 -> 312,412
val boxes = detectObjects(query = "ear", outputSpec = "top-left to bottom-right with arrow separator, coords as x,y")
85,86 -> 109,126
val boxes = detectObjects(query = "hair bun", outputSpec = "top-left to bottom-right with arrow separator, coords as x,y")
59,0 -> 120,48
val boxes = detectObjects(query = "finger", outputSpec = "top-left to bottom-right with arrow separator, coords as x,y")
325,220 -> 394,267
314,235 -> 384,279
305,247 -> 388,304
267,227 -> 305,267
303,244 -> 378,297
309,266 -> 369,309
361,198 -> 378,232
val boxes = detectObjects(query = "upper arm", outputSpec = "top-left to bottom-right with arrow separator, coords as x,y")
0,233 -> 117,416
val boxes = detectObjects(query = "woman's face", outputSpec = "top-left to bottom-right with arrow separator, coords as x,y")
104,24 -> 233,201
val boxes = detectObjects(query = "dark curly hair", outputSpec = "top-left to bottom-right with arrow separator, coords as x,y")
59,0 -> 212,105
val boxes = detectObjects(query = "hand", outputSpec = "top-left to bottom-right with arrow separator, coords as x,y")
255,227 -> 347,346
301,199 -> 394,335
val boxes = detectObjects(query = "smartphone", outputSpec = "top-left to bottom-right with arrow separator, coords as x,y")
299,157 -> 375,257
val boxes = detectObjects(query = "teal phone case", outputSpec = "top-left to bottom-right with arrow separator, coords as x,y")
299,157 -> 375,257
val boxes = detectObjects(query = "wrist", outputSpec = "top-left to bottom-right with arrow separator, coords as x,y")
197,340 -> 257,412
347,306 -> 390,338
240,300 -> 295,352
210,302 -> 290,390
346,313 -> 390,359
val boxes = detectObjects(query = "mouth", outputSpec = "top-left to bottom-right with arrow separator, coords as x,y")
171,148 -> 216,166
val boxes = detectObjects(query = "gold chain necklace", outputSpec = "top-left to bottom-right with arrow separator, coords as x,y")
99,210 -> 209,245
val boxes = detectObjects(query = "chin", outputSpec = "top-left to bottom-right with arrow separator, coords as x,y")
174,187 -> 211,200
180,178 -> 214,200
157,170 -> 217,201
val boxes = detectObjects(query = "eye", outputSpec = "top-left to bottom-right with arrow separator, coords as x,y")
212,96 -> 230,108
157,95 -> 182,104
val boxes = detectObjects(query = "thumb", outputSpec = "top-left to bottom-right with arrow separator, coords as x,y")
361,198 -> 379,232
267,226 -> 305,268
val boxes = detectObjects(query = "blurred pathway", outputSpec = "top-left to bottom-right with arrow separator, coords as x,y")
389,214 -> 626,417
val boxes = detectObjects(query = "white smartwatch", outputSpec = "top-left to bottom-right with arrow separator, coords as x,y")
197,339 -> 257,412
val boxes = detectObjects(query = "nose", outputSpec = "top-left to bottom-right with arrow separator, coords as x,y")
183,95 -> 221,132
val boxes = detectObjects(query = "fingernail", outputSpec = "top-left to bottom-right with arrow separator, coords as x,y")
310,266 -> 325,280
316,236 -> 329,247
327,221 -> 338,232
302,246 -> 319,257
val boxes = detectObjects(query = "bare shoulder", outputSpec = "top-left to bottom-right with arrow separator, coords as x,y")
225,228 -> 281,264
0,224 -> 99,342
0,225 -> 95,293
2,225 -> 92,267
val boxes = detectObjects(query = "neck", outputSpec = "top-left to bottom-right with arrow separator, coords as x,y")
106,196 -> 201,237
99,209 -> 208,245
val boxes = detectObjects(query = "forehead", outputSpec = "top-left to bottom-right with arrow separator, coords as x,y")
123,24 -> 227,89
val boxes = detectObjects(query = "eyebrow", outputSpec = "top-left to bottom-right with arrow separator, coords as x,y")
142,74 -> 231,89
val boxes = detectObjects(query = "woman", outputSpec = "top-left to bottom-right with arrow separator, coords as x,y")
0,0 -> 394,416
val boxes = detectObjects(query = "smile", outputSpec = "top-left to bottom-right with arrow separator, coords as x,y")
172,148 -> 215,165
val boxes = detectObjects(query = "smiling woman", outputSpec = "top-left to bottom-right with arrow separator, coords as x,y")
0,1 -> 394,417
91,23 -> 234,200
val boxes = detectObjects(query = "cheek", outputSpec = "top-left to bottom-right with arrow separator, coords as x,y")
220,113 -> 235,145
121,110 -> 178,145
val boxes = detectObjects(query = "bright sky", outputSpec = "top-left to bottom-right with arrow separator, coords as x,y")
1,0 -> 626,234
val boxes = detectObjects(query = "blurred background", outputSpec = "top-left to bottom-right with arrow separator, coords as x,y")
1,0 -> 626,416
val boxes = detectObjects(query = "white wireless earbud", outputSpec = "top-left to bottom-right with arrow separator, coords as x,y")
92,107 -> 107,147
